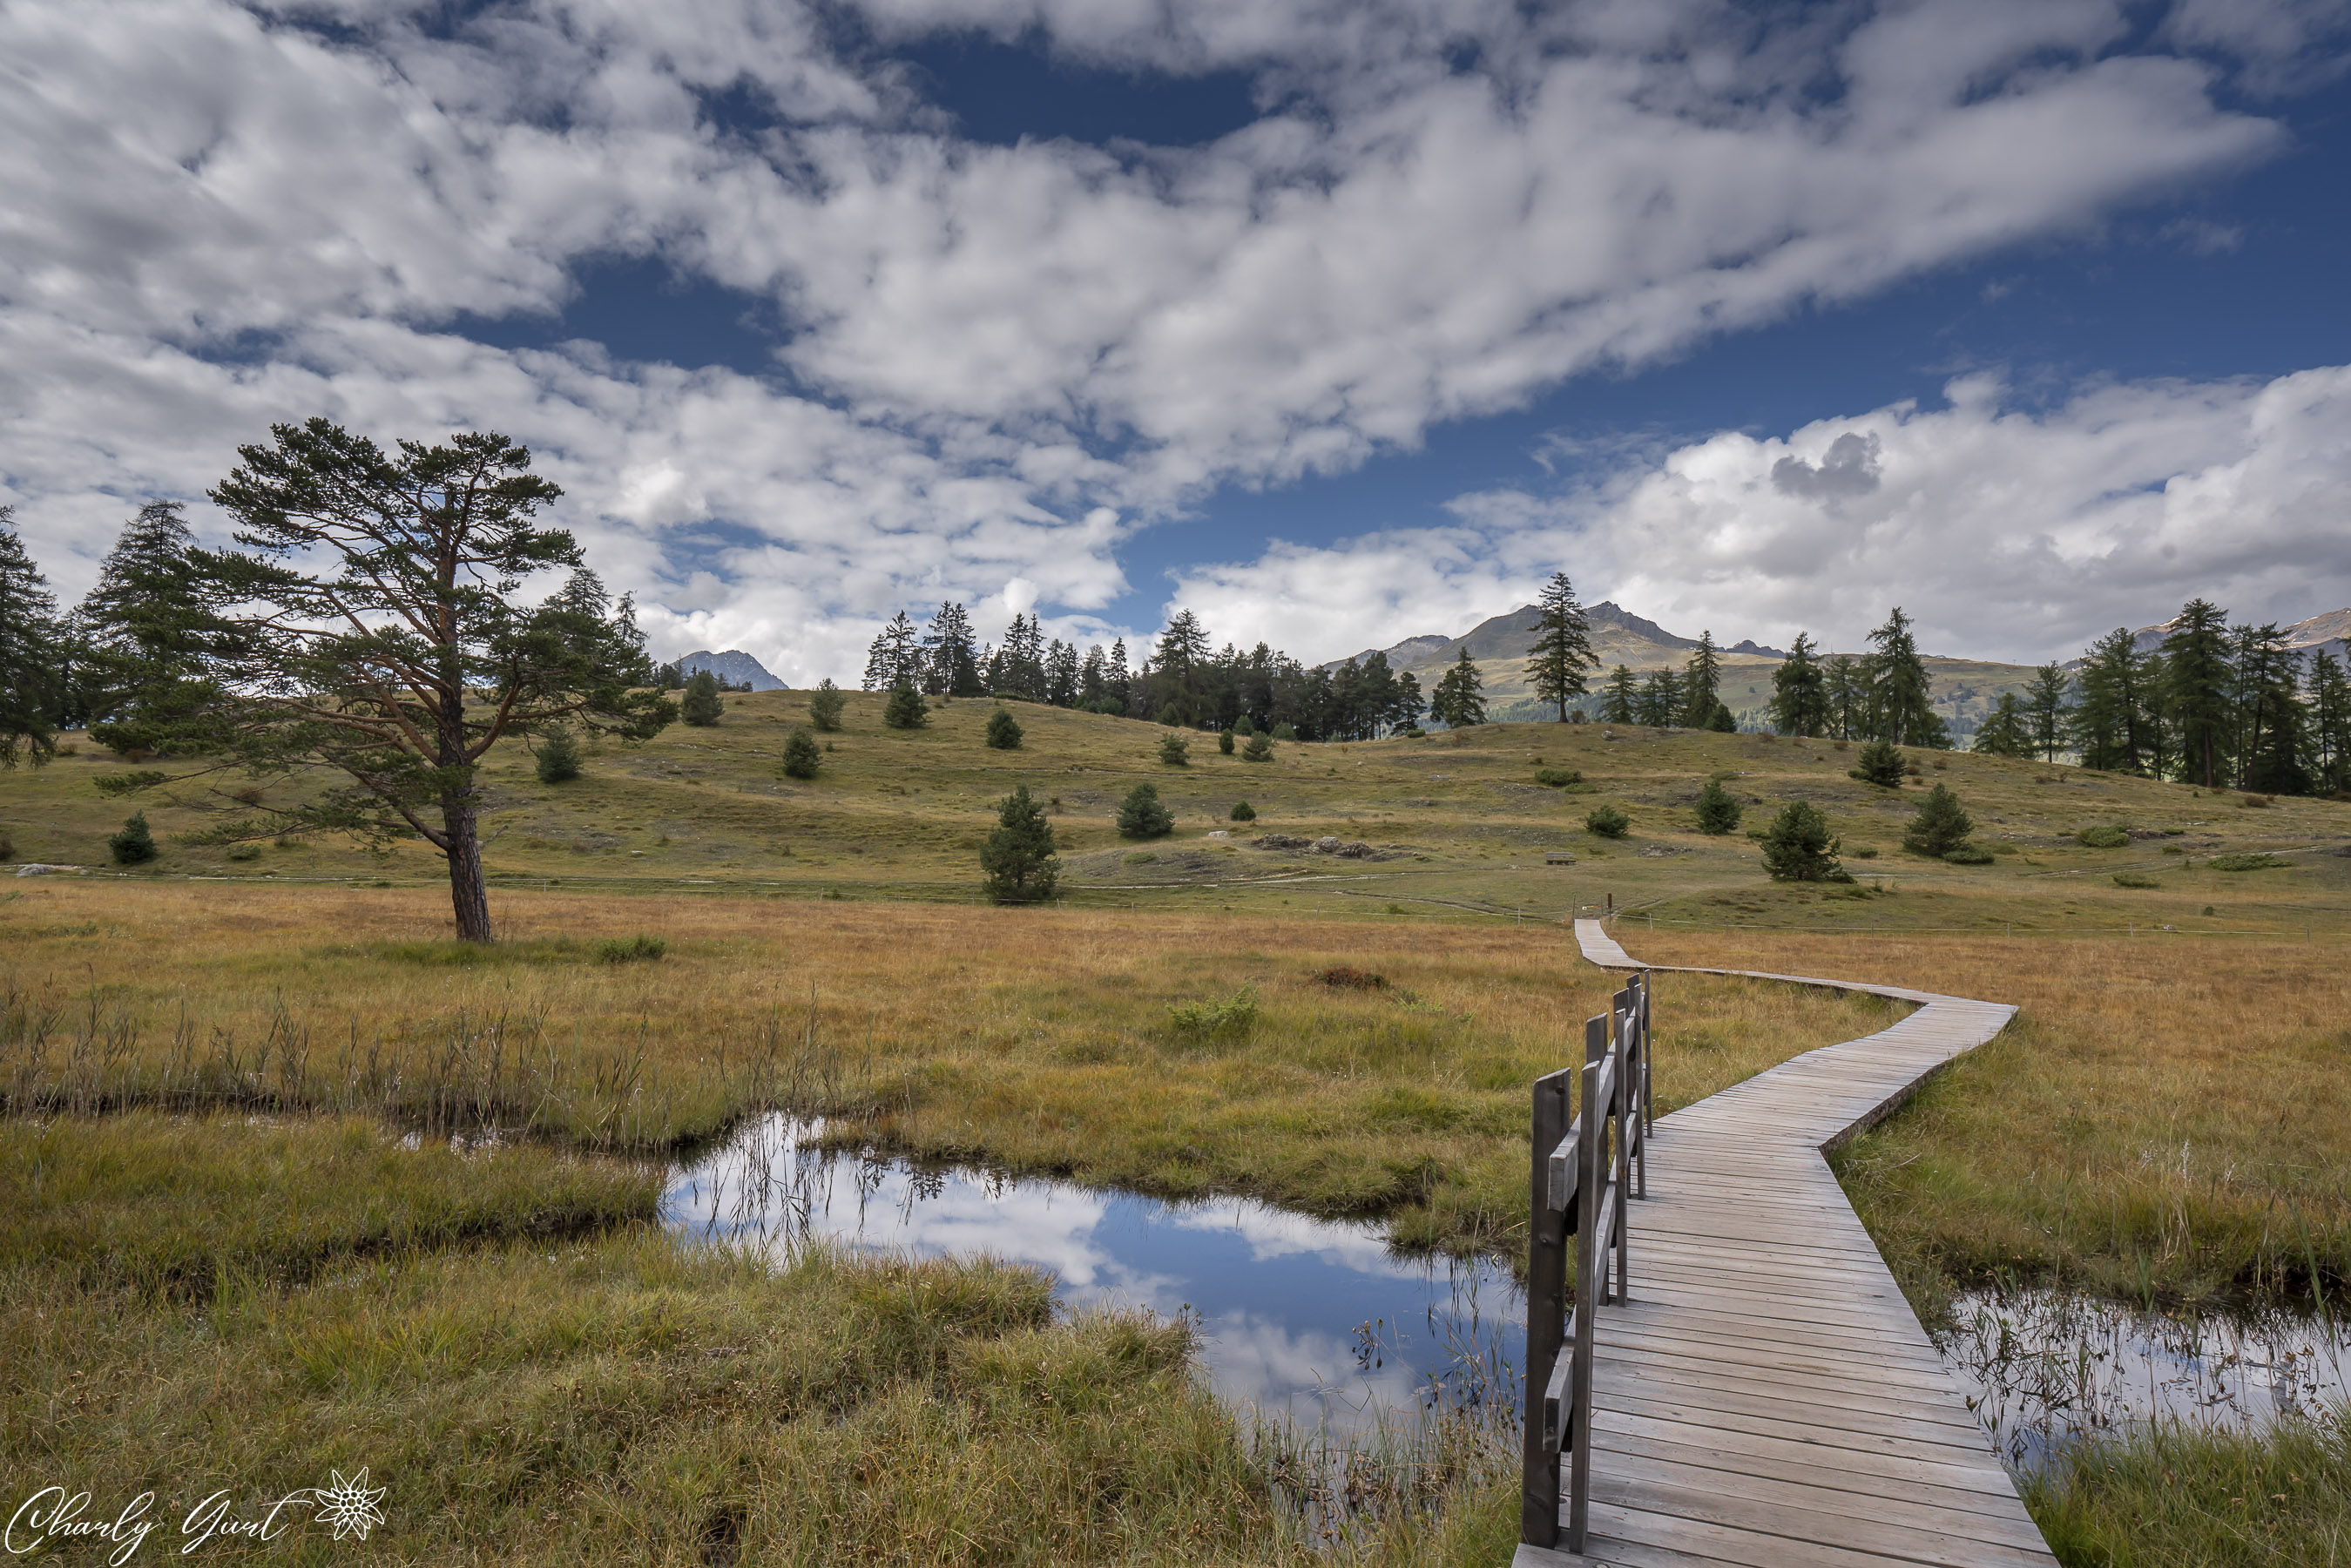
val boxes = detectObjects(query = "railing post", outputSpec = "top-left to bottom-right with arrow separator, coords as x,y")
1570,1014 -> 1607,1550
1520,1065 -> 1572,1547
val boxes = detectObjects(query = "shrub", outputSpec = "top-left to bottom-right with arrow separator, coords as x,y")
980,784 -> 1059,903
2207,853 -> 2288,871
0,833 -> 10,861
1117,782 -> 1174,840
1167,985 -> 1259,1038
1760,800 -> 1848,882
1403,727 -> 1426,738
1316,966 -> 1387,990
1155,703 -> 1182,727
1157,731 -> 1191,767
1218,728 -> 1235,754
1271,722 -> 1298,741
1848,738 -> 1907,787
1849,845 -> 1879,859
1942,845 -> 1994,865
1584,803 -> 1631,839
596,932 -> 666,963
883,682 -> 929,730
1233,714 -> 1255,737
807,678 -> 846,732
2111,872 -> 2161,889
2239,793 -> 2273,808
1902,782 -> 1974,856
1123,851 -> 1158,865
1534,767 -> 1584,787
985,708 -> 1023,750
1229,801 -> 1256,821
1242,732 -> 1273,762
109,812 -> 158,865
2077,825 -> 2130,848
1694,777 -> 1742,835
680,668 -> 724,727
780,727 -> 821,780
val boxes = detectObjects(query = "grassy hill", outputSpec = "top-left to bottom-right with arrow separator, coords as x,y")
6,690 -> 2348,937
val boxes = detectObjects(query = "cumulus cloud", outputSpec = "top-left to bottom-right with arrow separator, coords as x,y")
0,0 -> 2324,678
1172,366 -> 2351,665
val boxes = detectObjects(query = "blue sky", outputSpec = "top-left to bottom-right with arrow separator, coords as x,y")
3,0 -> 2349,679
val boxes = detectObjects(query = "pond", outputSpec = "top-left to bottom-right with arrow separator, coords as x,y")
662,1115 -> 1523,1435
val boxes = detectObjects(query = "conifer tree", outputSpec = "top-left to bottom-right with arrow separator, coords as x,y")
1230,801 -> 1256,821
1864,607 -> 1947,747
680,667 -> 725,726
110,810 -> 159,865
0,507 -> 63,767
77,500 -> 214,749
1693,777 -> 1741,835
985,708 -> 1023,750
883,681 -> 929,729
1969,692 -> 2033,758
1849,737 -> 1907,787
862,612 -> 922,692
1760,800 -> 1846,882
1158,730 -> 1190,767
1680,630 -> 1723,727
2071,628 -> 2158,774
1431,647 -> 1487,727
1116,781 -> 1174,839
2160,599 -> 2234,788
1527,571 -> 1598,722
1241,731 -> 1273,762
980,784 -> 1059,903
780,727 -> 821,779
1707,701 -> 1736,732
1636,668 -> 1685,727
807,678 -> 846,732
1599,665 -> 1638,724
1902,782 -> 1974,856
2025,663 -> 2071,762
534,724 -> 583,783
1218,727 -> 1235,754
1766,633 -> 1829,737
922,602 -> 985,696
1824,655 -> 1862,740
2306,649 -> 2351,795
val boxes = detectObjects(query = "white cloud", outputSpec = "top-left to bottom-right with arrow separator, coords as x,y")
0,0 -> 2322,679
1173,366 -> 2351,665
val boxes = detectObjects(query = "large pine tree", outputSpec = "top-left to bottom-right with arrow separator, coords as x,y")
0,507 -> 64,767
922,602 -> 985,696
1863,607 -> 1948,747
863,612 -> 922,691
1431,647 -> 1486,727
980,785 -> 1059,902
2025,662 -> 2072,763
2160,598 -> 2234,787
1765,632 -> 1828,737
1526,571 -> 1598,722
1599,664 -> 1638,724
1680,630 -> 1723,727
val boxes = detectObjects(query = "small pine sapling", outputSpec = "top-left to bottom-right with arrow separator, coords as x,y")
680,668 -> 725,727
1218,727 -> 1235,754
780,727 -> 821,780
1230,801 -> 1256,821
1117,781 -> 1175,839
1271,722 -> 1297,741
1901,782 -> 1974,857
883,682 -> 929,730
1694,776 -> 1741,835
110,811 -> 158,865
807,678 -> 846,732
980,784 -> 1060,903
985,708 -> 1023,750
1848,738 -> 1907,787
534,725 -> 583,784
1158,731 -> 1190,767
1584,803 -> 1631,839
1242,732 -> 1273,762
1760,801 -> 1848,882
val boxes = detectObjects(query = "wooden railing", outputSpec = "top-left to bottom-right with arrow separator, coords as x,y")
1521,970 -> 1652,1553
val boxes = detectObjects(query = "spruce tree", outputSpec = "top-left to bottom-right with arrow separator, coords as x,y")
1117,781 -> 1174,839
0,507 -> 63,768
110,810 -> 158,865
807,678 -> 847,732
1707,701 -> 1736,733
883,682 -> 929,729
780,727 -> 821,779
863,612 -> 922,692
1902,783 -> 1974,856
1599,665 -> 1638,724
1760,801 -> 1846,882
1970,693 -> 2033,758
1527,571 -> 1598,722
1849,737 -> 1907,787
78,500 -> 214,753
681,668 -> 725,726
2025,663 -> 2071,762
2160,599 -> 2234,788
1824,655 -> 1861,740
1218,727 -> 1235,754
1158,730 -> 1190,766
922,601 -> 985,696
1680,630 -> 1723,727
1431,647 -> 1487,727
1766,632 -> 1828,737
980,784 -> 1059,903
1864,607 -> 1947,747
1230,801 -> 1256,821
986,708 -> 1023,750
535,725 -> 583,783
1584,803 -> 1631,838
1241,731 -> 1273,762
1694,777 -> 1741,835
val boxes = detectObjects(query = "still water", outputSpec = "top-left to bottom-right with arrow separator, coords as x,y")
662,1115 -> 1523,1432
662,1117 -> 2351,1457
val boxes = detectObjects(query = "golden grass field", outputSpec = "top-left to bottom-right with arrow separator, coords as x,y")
5,700 -> 2349,1565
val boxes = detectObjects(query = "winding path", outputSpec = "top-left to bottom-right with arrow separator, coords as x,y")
1514,923 -> 2052,1568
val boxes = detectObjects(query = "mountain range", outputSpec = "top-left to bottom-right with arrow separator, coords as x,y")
678,649 -> 786,691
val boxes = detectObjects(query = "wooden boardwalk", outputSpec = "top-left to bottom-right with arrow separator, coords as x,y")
1514,922 -> 2052,1568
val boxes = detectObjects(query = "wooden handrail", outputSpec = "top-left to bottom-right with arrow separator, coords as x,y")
1521,970 -> 1652,1553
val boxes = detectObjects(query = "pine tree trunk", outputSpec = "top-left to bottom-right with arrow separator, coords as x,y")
443,792 -> 492,943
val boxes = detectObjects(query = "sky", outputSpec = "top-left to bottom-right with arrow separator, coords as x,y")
3,0 -> 2350,682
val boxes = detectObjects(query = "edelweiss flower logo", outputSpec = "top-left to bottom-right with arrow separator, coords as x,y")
308,1470 -> 387,1541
